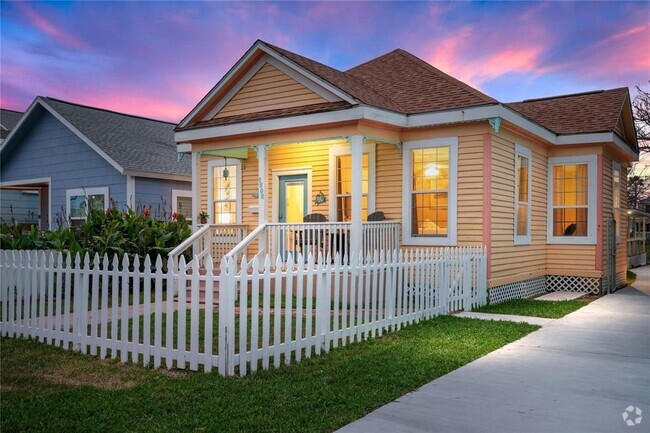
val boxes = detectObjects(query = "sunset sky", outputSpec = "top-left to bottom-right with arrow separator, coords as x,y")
1,1 -> 648,123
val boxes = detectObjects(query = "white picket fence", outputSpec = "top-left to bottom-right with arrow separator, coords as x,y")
0,246 -> 487,376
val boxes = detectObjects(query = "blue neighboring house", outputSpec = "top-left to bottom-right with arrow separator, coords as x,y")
0,108 -> 39,226
0,97 -> 191,230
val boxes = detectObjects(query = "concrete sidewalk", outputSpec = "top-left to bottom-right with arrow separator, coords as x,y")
338,270 -> 650,433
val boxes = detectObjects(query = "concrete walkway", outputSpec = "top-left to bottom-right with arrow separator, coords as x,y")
338,269 -> 650,433
454,311 -> 556,327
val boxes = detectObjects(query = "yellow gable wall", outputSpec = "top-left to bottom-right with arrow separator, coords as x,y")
214,63 -> 328,119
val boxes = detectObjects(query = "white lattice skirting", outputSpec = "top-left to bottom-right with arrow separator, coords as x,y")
488,276 -> 546,304
546,275 -> 601,294
489,274 -> 602,304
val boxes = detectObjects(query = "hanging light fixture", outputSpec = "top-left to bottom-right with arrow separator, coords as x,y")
223,157 -> 230,179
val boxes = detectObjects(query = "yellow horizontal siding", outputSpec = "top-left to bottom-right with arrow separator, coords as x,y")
215,63 -> 327,119
488,131 -> 550,286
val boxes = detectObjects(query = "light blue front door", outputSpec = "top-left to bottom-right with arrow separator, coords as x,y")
278,174 -> 308,257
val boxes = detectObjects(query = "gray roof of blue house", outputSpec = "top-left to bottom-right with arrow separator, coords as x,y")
0,109 -> 24,139
42,98 -> 191,177
2,97 -> 190,178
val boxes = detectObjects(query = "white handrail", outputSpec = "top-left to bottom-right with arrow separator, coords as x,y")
225,223 -> 267,261
167,224 -> 212,271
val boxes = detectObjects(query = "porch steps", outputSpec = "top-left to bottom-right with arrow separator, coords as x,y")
179,267 -> 220,307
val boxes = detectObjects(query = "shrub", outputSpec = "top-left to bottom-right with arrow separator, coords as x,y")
0,204 -> 191,264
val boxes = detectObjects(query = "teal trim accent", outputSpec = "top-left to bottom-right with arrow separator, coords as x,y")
489,117 -> 502,133
177,152 -> 184,162
202,147 -> 250,159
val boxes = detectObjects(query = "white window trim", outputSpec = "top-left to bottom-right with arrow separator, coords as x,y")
401,137 -> 458,246
547,155 -> 597,245
514,144 -> 532,245
66,187 -> 109,221
612,161 -> 621,242
271,167 -> 313,222
207,159 -> 242,224
171,189 -> 192,219
328,143 -> 376,221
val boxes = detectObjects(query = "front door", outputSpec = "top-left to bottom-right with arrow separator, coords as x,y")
278,174 -> 308,257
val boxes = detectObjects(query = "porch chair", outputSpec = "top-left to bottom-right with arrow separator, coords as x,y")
367,211 -> 385,221
295,213 -> 327,255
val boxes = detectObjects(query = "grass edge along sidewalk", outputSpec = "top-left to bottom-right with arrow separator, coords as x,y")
1,316 -> 538,433
474,298 -> 588,319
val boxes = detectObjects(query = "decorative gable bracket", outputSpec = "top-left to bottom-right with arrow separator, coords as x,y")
489,117 -> 502,133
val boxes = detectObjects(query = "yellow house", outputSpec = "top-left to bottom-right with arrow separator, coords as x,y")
173,40 -> 638,302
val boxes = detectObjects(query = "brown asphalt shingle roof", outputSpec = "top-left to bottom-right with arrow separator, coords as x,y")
506,88 -> 629,135
346,49 -> 497,113
265,43 -> 404,112
180,41 -> 633,147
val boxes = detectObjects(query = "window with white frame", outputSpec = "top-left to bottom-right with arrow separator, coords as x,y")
547,155 -> 597,244
612,162 -> 621,240
172,189 -> 192,221
328,143 -> 375,221
402,137 -> 458,246
514,145 -> 532,245
208,159 -> 241,224
66,187 -> 109,225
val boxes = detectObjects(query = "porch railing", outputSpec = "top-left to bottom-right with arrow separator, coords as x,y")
230,221 -> 401,269
168,224 -> 247,272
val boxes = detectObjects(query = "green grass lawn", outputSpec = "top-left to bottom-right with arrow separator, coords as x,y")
1,316 -> 538,433
627,270 -> 637,286
475,298 -> 587,319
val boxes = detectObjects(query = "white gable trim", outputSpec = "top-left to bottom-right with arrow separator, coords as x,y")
178,41 -> 356,128
203,54 -> 342,121
37,98 -> 125,174
0,98 -> 40,155
259,43 -> 356,104
0,97 -> 126,174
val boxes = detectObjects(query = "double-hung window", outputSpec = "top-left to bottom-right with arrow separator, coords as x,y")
328,143 -> 375,221
612,162 -> 621,240
547,155 -> 596,244
208,159 -> 241,224
66,187 -> 109,226
402,137 -> 458,246
514,145 -> 532,245
172,190 -> 193,221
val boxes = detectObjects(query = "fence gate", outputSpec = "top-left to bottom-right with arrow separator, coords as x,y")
604,218 -> 616,294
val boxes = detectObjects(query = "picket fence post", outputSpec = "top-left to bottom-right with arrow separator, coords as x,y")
218,256 -> 236,376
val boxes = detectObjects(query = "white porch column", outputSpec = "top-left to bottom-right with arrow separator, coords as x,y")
257,144 -> 269,254
191,150 -> 199,233
349,135 -> 364,255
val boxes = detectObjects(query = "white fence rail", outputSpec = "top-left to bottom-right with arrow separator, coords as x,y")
0,246 -> 486,376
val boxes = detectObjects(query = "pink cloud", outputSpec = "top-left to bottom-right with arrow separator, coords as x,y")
423,26 -> 550,87
579,23 -> 650,77
56,89 -> 191,123
17,3 -> 89,51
